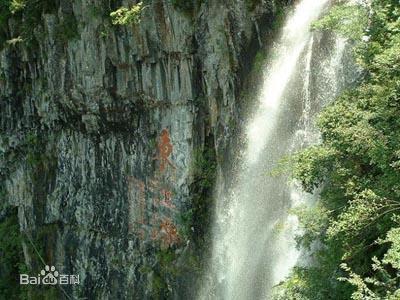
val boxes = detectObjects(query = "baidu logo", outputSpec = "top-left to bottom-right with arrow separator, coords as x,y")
20,265 -> 79,285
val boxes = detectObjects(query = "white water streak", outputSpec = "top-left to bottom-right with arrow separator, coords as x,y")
198,1 -> 350,299
246,0 -> 330,164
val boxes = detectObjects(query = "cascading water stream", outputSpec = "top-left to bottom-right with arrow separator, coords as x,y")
199,0 -> 351,299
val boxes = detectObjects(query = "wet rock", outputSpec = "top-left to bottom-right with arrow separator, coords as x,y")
0,0 -> 278,298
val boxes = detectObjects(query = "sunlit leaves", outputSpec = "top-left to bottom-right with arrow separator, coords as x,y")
339,228 -> 400,299
327,190 -> 389,240
276,0 -> 400,298
292,146 -> 336,193
110,2 -> 144,26
292,203 -> 330,250
312,3 -> 369,41
382,227 -> 400,269
9,0 -> 25,13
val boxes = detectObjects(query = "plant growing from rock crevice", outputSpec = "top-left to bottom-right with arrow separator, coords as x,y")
110,2 -> 145,26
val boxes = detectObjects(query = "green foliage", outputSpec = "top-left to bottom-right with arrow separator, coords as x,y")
383,227 -> 400,269
292,146 -> 336,193
273,264 -> 353,300
291,203 -> 330,250
253,51 -> 267,74
0,0 -> 12,45
110,2 -> 144,26
188,146 -> 217,248
6,36 -> 23,45
0,209 -> 25,299
18,225 -> 60,299
312,2 -> 369,41
0,0 -> 59,48
192,147 -> 217,190
340,227 -> 400,299
146,248 -> 177,297
145,246 -> 202,298
327,190 -> 389,243
275,0 -> 400,298
10,0 -> 25,13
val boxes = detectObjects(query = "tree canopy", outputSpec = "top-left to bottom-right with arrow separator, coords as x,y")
275,0 -> 400,299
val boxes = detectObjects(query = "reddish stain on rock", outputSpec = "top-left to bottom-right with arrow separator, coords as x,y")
157,129 -> 175,172
160,189 -> 176,210
159,219 -> 180,248
150,217 -> 180,248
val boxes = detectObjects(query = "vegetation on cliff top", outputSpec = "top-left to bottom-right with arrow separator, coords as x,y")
275,0 -> 400,299
0,0 -> 79,48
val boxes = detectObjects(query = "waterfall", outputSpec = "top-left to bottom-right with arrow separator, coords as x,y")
199,0 -> 350,299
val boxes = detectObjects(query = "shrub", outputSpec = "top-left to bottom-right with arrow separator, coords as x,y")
110,2 -> 144,26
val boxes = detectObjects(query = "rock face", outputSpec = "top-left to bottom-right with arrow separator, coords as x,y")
0,0 -> 283,298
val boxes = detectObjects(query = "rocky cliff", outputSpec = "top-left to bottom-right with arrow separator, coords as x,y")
0,0 -> 285,298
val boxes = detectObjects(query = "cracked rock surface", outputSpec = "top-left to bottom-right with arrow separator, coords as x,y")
0,0 -> 280,298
